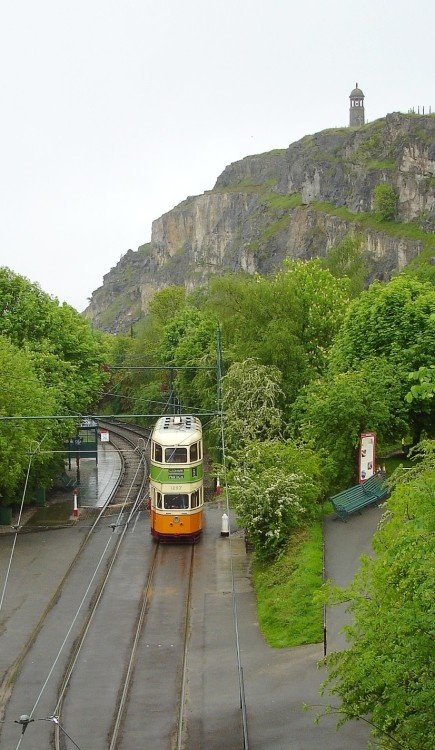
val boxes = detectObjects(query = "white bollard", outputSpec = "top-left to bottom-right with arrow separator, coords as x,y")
221,513 -> 229,537
72,489 -> 79,518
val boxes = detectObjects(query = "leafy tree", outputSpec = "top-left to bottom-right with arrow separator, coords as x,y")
321,234 -> 366,298
0,267 -> 107,412
322,441 -> 435,750
205,261 -> 349,405
373,183 -> 399,220
0,268 -> 108,503
0,337 -> 62,504
329,275 -> 435,443
148,285 -> 187,325
329,276 -> 435,375
292,358 -> 408,489
159,307 -> 218,412
406,364 -> 435,404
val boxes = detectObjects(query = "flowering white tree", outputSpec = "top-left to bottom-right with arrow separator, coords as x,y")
229,467 -> 308,559
222,358 -> 284,451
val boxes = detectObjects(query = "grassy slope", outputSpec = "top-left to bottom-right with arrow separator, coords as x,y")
253,521 -> 324,647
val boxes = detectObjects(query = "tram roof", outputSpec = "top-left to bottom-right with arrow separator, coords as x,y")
152,415 -> 202,444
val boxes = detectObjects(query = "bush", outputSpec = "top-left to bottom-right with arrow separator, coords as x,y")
373,183 -> 398,221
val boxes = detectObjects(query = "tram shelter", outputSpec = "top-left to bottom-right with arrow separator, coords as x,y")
67,418 -> 98,468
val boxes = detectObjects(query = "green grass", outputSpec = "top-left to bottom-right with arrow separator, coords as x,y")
382,455 -> 414,475
212,178 -> 269,195
253,520 -> 323,647
311,201 -> 435,251
366,159 -> 396,170
261,192 -> 302,210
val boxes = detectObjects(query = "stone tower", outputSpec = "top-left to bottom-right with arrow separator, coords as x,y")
349,82 -> 365,126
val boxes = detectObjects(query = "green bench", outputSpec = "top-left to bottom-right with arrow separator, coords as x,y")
331,471 -> 389,521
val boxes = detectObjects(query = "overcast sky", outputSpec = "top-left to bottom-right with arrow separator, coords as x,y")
0,0 -> 433,312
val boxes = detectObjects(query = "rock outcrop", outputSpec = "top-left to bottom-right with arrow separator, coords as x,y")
84,113 -> 435,333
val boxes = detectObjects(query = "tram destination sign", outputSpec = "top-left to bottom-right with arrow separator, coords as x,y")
168,468 -> 184,480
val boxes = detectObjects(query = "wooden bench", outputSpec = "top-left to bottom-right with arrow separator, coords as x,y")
331,471 -> 389,521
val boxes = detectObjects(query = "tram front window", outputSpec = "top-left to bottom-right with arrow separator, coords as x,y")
165,447 -> 187,463
164,494 -> 189,509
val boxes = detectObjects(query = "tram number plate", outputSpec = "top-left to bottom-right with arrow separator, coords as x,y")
170,485 -> 182,491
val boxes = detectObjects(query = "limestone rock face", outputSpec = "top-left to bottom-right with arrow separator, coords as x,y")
84,113 -> 435,333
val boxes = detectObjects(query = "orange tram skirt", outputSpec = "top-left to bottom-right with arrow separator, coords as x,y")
150,509 -> 203,543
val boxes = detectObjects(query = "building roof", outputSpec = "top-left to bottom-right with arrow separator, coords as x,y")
350,82 -> 364,98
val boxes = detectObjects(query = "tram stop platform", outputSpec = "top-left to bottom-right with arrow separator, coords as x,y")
0,443 -> 123,533
65,442 -> 122,509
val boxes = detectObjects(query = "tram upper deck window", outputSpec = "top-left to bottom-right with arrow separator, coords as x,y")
165,447 -> 187,463
164,494 -> 188,509
153,442 -> 162,462
190,442 -> 198,461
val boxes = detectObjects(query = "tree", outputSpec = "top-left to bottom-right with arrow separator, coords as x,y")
322,441 -> 435,750
0,337 -> 61,504
321,233 -> 366,298
406,364 -> 435,404
328,275 -> 435,444
222,359 -> 284,451
226,439 -> 326,560
159,308 -> 218,412
204,261 -> 349,405
373,183 -> 399,221
329,276 -> 435,376
230,467 -> 308,560
292,358 -> 408,489
0,267 -> 107,412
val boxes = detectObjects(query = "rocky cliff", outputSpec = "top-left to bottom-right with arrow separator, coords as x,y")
84,113 -> 435,333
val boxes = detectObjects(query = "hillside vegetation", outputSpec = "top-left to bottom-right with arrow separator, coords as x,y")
85,112 -> 435,333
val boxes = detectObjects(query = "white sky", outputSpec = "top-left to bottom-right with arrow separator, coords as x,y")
0,0 -> 433,312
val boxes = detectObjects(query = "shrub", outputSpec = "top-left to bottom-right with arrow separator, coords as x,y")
373,183 -> 398,221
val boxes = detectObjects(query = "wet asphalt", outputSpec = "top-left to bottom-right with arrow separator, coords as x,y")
0,472 -> 383,749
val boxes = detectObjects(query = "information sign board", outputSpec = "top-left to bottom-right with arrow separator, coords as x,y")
359,432 -> 376,483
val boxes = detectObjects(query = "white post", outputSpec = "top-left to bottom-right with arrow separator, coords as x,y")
72,489 -> 79,518
221,513 -> 229,537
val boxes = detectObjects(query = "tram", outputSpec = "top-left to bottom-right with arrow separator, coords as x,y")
149,414 -> 204,542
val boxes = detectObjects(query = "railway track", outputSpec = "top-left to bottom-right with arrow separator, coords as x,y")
0,421 -> 148,748
54,536 -> 195,749
1,420 -> 251,749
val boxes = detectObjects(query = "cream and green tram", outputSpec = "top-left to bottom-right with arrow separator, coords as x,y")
149,415 -> 204,542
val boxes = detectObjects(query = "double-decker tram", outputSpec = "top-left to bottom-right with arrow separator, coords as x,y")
149,414 -> 204,542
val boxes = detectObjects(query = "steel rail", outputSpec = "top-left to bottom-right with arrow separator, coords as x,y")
0,435 -> 130,725
107,543 -> 160,750
53,476 -> 146,750
176,545 -> 195,750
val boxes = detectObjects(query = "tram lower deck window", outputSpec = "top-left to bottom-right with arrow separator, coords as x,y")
164,494 -> 189,509
165,447 -> 187,463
